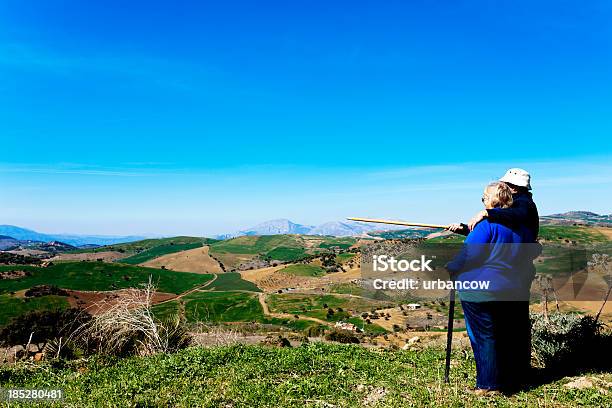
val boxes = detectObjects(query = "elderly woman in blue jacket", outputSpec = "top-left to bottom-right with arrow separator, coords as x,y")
446,181 -> 538,394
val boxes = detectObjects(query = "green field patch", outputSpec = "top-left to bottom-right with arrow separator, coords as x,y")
335,253 -> 356,263
535,245 -> 590,275
0,263 -> 214,295
268,293 -> 390,333
265,247 -> 308,262
154,291 -> 264,323
538,225 -> 608,244
0,294 -> 69,326
281,264 -> 326,277
118,242 -> 204,264
426,234 -> 466,243
318,238 -> 356,249
210,235 -> 303,255
208,272 -> 262,292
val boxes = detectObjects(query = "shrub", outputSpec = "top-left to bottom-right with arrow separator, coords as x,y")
325,330 -> 359,344
0,308 -> 91,347
75,278 -> 192,357
24,285 -> 69,298
303,324 -> 326,337
530,312 -> 612,372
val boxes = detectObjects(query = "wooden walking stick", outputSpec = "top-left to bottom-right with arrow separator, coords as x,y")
348,216 -> 457,382
347,217 -> 449,229
444,288 -> 456,383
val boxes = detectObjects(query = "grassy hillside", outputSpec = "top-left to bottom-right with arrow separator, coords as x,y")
70,236 -> 217,255
2,344 -> 607,407
117,242 -> 205,264
0,294 -> 69,326
538,225 -> 609,244
281,264 -> 326,277
0,262 -> 214,295
207,272 -> 261,292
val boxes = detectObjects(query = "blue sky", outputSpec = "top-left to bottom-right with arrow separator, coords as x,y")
1,1 -> 611,236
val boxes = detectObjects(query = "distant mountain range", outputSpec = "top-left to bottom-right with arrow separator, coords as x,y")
217,211 -> 612,239
0,225 -> 145,247
215,218 -> 405,239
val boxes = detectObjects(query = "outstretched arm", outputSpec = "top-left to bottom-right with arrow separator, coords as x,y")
468,198 -> 531,230
486,200 -> 530,225
446,223 -> 469,236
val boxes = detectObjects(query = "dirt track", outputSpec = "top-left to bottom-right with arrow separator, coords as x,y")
258,293 -> 329,325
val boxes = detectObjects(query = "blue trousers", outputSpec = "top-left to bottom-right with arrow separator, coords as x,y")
461,300 -> 531,391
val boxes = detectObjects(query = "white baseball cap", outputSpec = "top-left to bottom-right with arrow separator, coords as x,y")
499,168 -> 532,190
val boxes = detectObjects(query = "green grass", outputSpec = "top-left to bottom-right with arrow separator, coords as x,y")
154,291 -> 265,323
281,264 -> 326,277
2,343 -> 608,407
118,242 -> 204,264
207,272 -> 261,292
265,246 -> 308,261
336,252 -> 356,263
538,225 -> 609,244
0,262 -> 214,295
0,294 -> 69,326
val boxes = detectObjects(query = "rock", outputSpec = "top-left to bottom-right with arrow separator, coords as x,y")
363,387 -> 387,406
564,377 -> 593,390
260,335 -> 292,348
407,336 -> 421,345
33,352 -> 44,362
7,345 -> 25,363
26,343 -> 39,353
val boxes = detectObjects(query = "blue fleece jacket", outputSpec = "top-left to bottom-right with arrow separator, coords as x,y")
446,219 -> 538,298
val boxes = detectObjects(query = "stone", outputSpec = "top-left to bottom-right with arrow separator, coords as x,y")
407,336 -> 421,345
26,343 -> 39,353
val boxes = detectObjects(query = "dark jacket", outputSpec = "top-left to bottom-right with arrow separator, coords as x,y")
486,192 -> 539,242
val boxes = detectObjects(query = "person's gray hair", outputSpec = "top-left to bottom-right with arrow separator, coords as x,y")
485,181 -> 513,209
